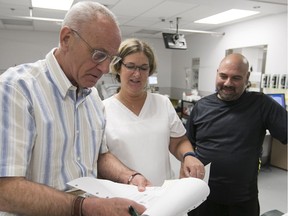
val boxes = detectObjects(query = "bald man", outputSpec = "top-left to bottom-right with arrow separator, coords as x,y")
186,53 -> 287,216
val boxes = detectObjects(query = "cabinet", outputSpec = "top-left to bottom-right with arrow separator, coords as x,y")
270,138 -> 287,170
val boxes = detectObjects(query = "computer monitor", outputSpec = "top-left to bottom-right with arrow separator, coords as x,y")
148,76 -> 158,85
267,93 -> 286,108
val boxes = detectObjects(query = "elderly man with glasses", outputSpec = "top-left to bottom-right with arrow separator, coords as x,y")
0,2 -> 150,216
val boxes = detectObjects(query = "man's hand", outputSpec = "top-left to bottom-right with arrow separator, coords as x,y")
180,156 -> 205,179
82,197 -> 146,216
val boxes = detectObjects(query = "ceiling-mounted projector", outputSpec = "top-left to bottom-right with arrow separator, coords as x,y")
162,17 -> 187,50
162,32 -> 187,50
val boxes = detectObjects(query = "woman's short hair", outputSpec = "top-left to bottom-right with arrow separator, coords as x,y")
111,38 -> 157,82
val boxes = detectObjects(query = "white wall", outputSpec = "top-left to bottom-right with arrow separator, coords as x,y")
136,38 -> 172,89
0,30 -> 173,90
0,30 -> 59,73
171,12 -> 287,95
0,12 -> 286,97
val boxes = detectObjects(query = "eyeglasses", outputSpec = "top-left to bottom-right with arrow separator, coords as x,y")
71,29 -> 121,65
121,62 -> 150,73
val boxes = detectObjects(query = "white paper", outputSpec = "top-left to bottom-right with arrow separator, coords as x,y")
67,176 -> 210,216
203,163 -> 211,184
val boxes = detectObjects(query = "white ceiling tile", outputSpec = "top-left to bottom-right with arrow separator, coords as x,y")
0,0 -> 286,37
32,8 -> 67,19
140,1 -> 198,18
110,0 -> 164,16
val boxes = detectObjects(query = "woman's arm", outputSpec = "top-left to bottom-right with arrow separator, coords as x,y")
169,135 -> 205,179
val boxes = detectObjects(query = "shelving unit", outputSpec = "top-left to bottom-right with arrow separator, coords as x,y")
191,58 -> 200,89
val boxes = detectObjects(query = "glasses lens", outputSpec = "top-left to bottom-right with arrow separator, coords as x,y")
140,65 -> 150,71
124,63 -> 136,71
123,63 -> 150,72
92,50 -> 107,64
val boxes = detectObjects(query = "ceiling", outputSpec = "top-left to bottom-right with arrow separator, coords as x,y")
0,0 -> 287,38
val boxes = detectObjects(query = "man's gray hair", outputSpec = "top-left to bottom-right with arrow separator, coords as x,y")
62,1 -> 119,31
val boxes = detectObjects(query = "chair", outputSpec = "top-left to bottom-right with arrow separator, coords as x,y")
261,209 -> 284,216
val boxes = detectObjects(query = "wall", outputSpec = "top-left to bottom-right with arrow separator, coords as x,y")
0,30 -> 59,73
128,37 -> 172,94
0,12 -> 287,99
0,29 -> 174,94
170,12 -> 287,98
96,37 -> 173,98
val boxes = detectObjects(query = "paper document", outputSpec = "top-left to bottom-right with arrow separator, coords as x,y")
203,162 -> 211,184
67,175 -> 210,216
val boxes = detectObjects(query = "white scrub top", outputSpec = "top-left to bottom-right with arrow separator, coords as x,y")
103,93 -> 186,186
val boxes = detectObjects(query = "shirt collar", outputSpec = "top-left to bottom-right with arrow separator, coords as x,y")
45,48 -> 91,98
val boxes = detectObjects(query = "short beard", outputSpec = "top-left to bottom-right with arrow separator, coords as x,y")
216,87 -> 239,101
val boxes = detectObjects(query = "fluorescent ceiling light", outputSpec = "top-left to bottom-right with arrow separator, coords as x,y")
195,9 -> 260,24
32,0 -> 73,10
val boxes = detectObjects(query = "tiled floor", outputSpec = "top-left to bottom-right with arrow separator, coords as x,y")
258,165 -> 287,215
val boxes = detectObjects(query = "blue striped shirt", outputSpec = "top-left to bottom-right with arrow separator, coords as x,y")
0,48 -> 108,192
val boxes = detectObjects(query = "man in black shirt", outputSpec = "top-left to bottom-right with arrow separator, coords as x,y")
186,53 -> 287,216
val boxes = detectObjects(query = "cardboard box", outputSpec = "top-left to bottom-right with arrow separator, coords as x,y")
270,138 -> 287,170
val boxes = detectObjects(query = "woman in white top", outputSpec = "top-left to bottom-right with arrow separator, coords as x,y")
103,38 -> 204,186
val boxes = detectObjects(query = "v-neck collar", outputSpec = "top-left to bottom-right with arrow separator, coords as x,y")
114,93 -> 149,117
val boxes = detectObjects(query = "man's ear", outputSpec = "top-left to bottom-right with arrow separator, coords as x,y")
246,71 -> 251,85
59,27 -> 73,51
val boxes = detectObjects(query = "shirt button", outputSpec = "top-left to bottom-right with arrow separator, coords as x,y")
77,157 -> 80,161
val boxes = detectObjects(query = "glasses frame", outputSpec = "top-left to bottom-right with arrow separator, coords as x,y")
121,62 -> 150,73
71,29 -> 121,65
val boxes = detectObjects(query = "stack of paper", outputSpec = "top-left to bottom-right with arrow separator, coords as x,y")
67,176 -> 209,216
